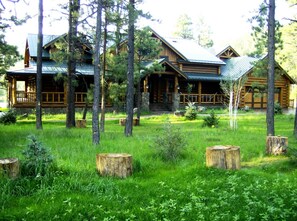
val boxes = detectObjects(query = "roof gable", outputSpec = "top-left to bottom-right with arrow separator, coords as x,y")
27,33 -> 93,59
217,46 -> 240,59
149,28 -> 225,66
27,33 -> 61,58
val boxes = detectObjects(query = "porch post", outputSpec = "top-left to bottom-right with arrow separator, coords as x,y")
141,92 -> 150,112
141,76 -> 150,111
144,76 -> 148,93
172,76 -> 180,111
12,77 -> 16,105
198,81 -> 202,104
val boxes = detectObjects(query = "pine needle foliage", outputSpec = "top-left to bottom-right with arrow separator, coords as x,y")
152,120 -> 187,162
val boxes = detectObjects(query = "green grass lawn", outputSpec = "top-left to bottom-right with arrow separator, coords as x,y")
1,112 -> 297,220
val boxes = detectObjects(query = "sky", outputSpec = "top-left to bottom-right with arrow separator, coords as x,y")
4,0 -> 296,54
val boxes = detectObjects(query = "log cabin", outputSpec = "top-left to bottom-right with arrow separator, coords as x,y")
6,28 -> 295,112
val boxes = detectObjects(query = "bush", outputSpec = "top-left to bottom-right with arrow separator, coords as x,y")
152,120 -> 187,162
184,102 -> 197,120
202,110 -> 220,127
274,102 -> 282,114
0,109 -> 17,125
22,135 -> 54,177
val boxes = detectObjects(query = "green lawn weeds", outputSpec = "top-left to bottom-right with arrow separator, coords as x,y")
0,112 -> 297,220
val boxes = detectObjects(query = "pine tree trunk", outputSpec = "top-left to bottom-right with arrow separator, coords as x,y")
266,0 -> 275,136
66,0 -> 80,128
293,98 -> 297,138
206,145 -> 241,170
100,17 -> 108,132
96,153 -> 133,178
125,0 -> 135,137
36,0 -> 43,130
92,0 -> 102,145
0,158 -> 19,179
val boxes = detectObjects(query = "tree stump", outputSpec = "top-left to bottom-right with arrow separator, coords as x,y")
119,118 -> 139,126
96,153 -> 133,178
0,158 -> 20,178
76,119 -> 86,128
206,145 -> 240,170
266,136 -> 288,155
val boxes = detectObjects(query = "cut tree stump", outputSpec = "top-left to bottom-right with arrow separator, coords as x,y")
206,145 -> 240,170
76,119 -> 86,128
96,153 -> 133,178
0,158 -> 20,178
119,118 -> 139,126
266,135 -> 288,155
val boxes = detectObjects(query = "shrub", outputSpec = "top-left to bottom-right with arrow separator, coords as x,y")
202,110 -> 220,127
22,135 -> 54,177
0,109 -> 17,125
152,120 -> 187,162
274,102 -> 282,114
184,102 -> 197,120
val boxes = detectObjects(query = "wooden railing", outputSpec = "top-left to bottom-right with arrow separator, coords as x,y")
179,93 -> 225,105
16,91 -> 87,105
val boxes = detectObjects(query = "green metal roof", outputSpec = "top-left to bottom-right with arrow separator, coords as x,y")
7,61 -> 94,76
184,73 -> 223,81
27,33 -> 61,58
221,56 -> 258,80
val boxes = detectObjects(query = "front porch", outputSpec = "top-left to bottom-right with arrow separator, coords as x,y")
13,91 -> 88,108
141,73 -> 226,111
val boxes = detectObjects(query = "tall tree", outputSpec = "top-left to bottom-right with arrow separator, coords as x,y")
220,68 -> 247,130
250,1 -> 282,136
66,0 -> 80,128
193,17 -> 213,48
100,10 -> 108,133
36,0 -> 43,130
125,0 -> 135,137
92,0 -> 102,144
134,27 -> 162,120
0,1 -> 23,80
267,0 -> 276,136
174,14 -> 194,40
280,0 -> 297,137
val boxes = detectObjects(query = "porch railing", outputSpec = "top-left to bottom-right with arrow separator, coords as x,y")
16,91 -> 87,105
179,93 -> 225,105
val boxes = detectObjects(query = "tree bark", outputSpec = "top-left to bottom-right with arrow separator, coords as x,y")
266,0 -> 275,136
36,0 -> 43,130
125,0 -> 135,137
100,15 -> 108,133
0,158 -> 19,179
294,98 -> 297,138
96,153 -> 133,178
266,135 -> 288,155
66,0 -> 80,128
92,0 -> 102,145
206,145 -> 241,170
